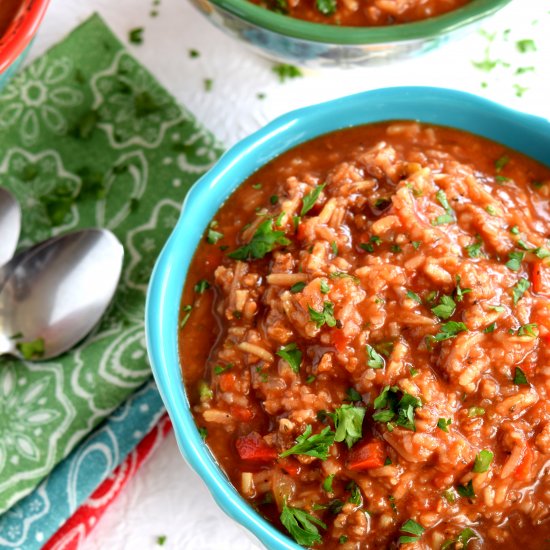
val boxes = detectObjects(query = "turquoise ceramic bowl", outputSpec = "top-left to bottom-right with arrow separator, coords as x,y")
146,87 -> 550,549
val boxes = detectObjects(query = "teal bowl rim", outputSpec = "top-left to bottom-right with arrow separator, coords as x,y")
204,0 -> 512,45
146,87 -> 550,550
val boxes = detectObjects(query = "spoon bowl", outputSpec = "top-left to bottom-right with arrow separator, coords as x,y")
0,228 -> 124,360
0,187 -> 21,268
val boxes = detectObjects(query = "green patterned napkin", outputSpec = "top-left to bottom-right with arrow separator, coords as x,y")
0,14 -> 222,513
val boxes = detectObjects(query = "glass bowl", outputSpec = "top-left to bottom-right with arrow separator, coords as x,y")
188,0 -> 512,67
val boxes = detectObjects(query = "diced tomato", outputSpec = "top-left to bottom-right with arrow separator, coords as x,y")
235,432 -> 278,462
331,328 -> 349,353
513,445 -> 534,481
278,457 -> 301,477
347,439 -> 386,471
219,372 -> 236,392
296,222 -> 307,241
230,405 -> 254,422
532,260 -> 550,296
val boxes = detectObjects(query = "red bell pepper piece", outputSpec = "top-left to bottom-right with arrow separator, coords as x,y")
236,432 -> 278,462
513,445 -> 533,481
348,439 -> 386,471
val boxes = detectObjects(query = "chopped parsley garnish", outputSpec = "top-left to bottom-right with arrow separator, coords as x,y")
280,501 -> 326,547
513,367 -> 529,385
228,219 -> 290,260
279,425 -> 335,459
346,387 -> 362,402
433,321 -> 468,342
510,226 -> 520,235
372,386 -> 422,432
156,535 -> 167,546
189,49 -> 200,58
272,63 -> 303,83
465,236 -> 483,258
331,404 -> 365,448
437,418 -> 452,433
308,302 -> 337,328
339,536 -> 348,544
180,304 -> 192,328
347,481 -> 362,505
486,205 -> 498,216
398,519 -> 425,545
512,278 -> 530,304
412,241 -> 421,250
514,84 -> 529,98
391,244 -> 402,253
359,235 -> 382,253
495,154 -> 510,172
441,527 -> 477,550
506,251 -> 524,271
316,0 -> 336,15
194,279 -> 210,293
17,338 -> 45,360
331,241 -> 338,256
516,66 -> 534,74
306,375 -> 316,384
384,456 -> 392,465
442,488 -> 458,504
198,427 -> 207,440
323,474 -> 335,492
406,290 -> 422,303
301,183 -> 326,216
457,480 -> 475,499
374,341 -> 394,357
214,364 -> 232,374
432,189 -> 455,226
489,305 -> 505,312
252,183 -> 262,190
431,295 -> 456,320
320,279 -> 330,294
75,110 -> 99,139
270,195 -> 279,205
456,278 -> 472,301
329,271 -> 359,283
128,27 -> 144,44
366,344 -> 384,369
484,322 -> 496,333
473,450 -> 494,473
206,224 -> 223,244
276,343 -> 302,373
198,381 -> 213,400
532,247 -> 550,259
517,323 -> 538,337
516,39 -> 537,53
203,78 -> 213,92
467,407 -> 485,418
290,281 -> 306,293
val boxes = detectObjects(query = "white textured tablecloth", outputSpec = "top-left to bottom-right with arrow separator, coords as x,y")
27,0 -> 550,548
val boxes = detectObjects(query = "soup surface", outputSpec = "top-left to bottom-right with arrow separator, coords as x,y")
180,122 -> 550,549
0,0 -> 23,39
249,0 -> 471,26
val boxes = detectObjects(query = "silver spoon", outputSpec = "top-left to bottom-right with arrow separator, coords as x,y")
0,188 -> 21,268
0,228 -> 124,360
